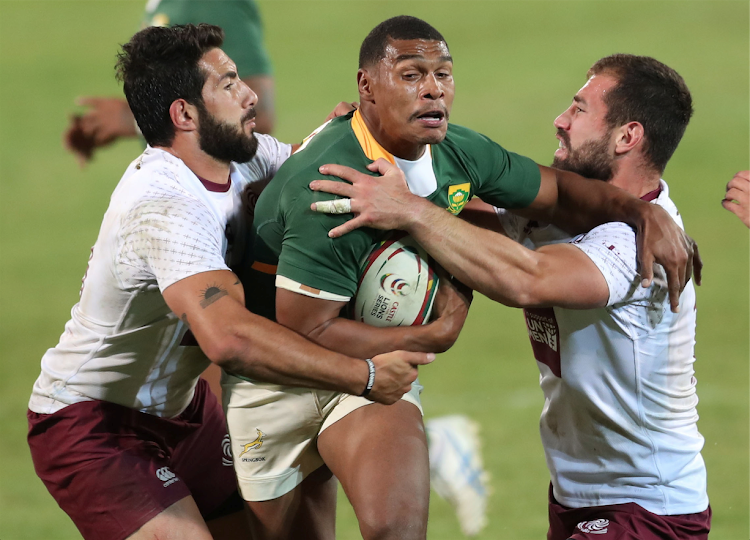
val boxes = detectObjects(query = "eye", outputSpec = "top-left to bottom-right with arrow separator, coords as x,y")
225,82 -> 235,90
402,72 -> 420,81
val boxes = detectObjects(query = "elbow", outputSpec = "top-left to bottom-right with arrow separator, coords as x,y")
200,334 -> 245,371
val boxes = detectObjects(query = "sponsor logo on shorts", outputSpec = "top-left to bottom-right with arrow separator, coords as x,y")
576,519 -> 609,535
222,434 -> 233,467
239,429 -> 266,462
155,467 -> 179,488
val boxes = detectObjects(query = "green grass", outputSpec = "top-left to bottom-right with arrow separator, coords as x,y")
1,1 -> 747,539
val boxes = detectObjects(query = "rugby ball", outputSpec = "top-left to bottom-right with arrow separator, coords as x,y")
353,233 -> 439,327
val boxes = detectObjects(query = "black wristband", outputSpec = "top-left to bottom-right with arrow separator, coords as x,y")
361,358 -> 375,397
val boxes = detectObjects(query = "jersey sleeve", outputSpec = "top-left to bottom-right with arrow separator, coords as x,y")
235,134 -> 292,183
494,207 -> 529,243
570,222 -> 653,306
117,195 -> 229,292
448,125 -> 541,209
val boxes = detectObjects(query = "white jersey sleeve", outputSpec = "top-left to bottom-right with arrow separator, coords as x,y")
570,222 -> 666,307
118,193 -> 229,292
233,134 -> 292,184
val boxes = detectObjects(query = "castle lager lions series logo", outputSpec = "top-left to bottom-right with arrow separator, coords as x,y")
447,183 -> 471,214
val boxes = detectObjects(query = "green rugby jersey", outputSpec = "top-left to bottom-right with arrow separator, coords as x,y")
245,110 -> 540,320
143,0 -> 272,78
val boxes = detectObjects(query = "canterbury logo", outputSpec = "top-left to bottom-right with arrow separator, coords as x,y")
238,429 -> 265,457
155,467 -> 175,482
577,519 -> 609,534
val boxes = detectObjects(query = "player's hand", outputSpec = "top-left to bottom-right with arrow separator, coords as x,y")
64,97 -> 138,167
722,170 -> 750,228
324,101 -> 359,122
424,268 -> 473,352
310,159 -> 421,237
367,351 -> 435,404
635,201 -> 702,312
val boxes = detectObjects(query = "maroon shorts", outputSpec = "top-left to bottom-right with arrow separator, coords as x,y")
547,485 -> 711,540
28,379 -> 239,540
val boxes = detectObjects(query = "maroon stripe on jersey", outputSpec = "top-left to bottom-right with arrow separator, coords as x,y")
196,174 -> 232,192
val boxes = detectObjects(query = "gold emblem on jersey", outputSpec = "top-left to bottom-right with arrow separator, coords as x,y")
238,429 -> 265,457
447,183 -> 471,214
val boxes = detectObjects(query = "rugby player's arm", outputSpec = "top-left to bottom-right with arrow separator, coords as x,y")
275,280 -> 468,359
162,269 -> 433,402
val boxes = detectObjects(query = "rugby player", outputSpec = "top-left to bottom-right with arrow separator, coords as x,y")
27,24 -> 431,540
312,53 -> 710,540
230,16 -> 699,540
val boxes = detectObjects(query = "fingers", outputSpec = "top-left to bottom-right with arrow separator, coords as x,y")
326,217 -> 367,238
692,241 -> 703,286
406,352 -> 436,366
309,179 -> 355,197
366,158 -> 399,176
319,163 -> 368,183
666,266 -> 682,313
638,241 -> 654,288
312,198 -> 351,214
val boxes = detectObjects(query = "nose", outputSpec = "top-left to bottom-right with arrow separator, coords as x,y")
240,79 -> 258,109
421,74 -> 444,101
554,107 -> 571,130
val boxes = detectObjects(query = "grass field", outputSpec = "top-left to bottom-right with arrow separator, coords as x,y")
0,1 -> 747,539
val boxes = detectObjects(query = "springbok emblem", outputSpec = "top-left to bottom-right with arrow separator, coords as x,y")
238,429 -> 265,457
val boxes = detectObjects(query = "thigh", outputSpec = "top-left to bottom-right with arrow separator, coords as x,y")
222,374 -> 331,502
318,399 -> 429,540
28,404 -> 192,540
127,496 -> 213,540
244,465 -> 338,540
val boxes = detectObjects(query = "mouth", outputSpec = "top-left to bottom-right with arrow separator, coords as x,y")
414,108 -> 447,128
554,130 -> 569,158
242,108 -> 257,130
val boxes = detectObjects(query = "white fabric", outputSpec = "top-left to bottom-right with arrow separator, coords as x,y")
496,180 -> 707,515
393,146 -> 437,197
29,135 -> 291,418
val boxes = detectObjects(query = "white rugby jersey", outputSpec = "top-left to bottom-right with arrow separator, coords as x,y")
30,135 -> 291,418
497,180 -> 707,515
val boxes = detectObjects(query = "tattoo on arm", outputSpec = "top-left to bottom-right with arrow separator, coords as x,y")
199,284 -> 229,309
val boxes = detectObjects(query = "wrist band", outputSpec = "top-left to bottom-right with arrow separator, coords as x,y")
361,358 -> 375,397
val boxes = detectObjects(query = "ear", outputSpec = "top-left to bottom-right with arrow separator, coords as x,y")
613,121 -> 644,156
168,98 -> 199,133
357,69 -> 375,103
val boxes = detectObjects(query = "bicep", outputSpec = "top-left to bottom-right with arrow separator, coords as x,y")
276,288 -> 347,336
162,270 -> 246,336
511,165 -> 559,220
533,243 -> 609,309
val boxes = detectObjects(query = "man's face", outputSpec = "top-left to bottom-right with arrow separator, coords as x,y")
363,38 -> 454,159
552,74 -> 619,181
196,48 -> 258,164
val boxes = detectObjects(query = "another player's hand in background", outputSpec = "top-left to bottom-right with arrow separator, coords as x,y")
635,201 -> 702,312
311,159 -> 421,235
425,268 -> 473,353
722,170 -> 750,228
367,351 -> 435,404
64,96 -> 138,167
325,101 -> 359,122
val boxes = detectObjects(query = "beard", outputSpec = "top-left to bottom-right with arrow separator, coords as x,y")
196,106 -> 259,164
551,129 -> 616,181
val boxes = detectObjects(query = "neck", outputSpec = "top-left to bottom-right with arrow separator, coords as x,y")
358,104 -> 426,161
157,136 -> 231,184
608,159 -> 661,198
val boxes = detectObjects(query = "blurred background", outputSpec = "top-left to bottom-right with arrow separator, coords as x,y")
0,1 -> 747,538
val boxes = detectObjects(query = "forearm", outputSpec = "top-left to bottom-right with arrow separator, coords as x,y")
522,168 -> 646,235
196,302 -> 369,395
306,316 -> 446,358
404,199 -> 545,306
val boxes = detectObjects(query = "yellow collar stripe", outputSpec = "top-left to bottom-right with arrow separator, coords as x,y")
351,110 -> 395,164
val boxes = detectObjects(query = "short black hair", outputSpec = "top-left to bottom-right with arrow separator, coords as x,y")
116,23 -> 224,147
359,15 -> 447,68
588,54 -> 693,174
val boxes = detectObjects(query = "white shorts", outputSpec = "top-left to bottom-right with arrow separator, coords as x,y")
222,373 -> 423,501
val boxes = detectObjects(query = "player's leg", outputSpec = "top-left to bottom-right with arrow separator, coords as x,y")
222,374 -> 341,540
127,496 -> 213,540
243,464 -> 337,540
317,399 -> 430,540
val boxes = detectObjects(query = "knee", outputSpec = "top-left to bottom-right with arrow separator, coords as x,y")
357,503 -> 427,540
